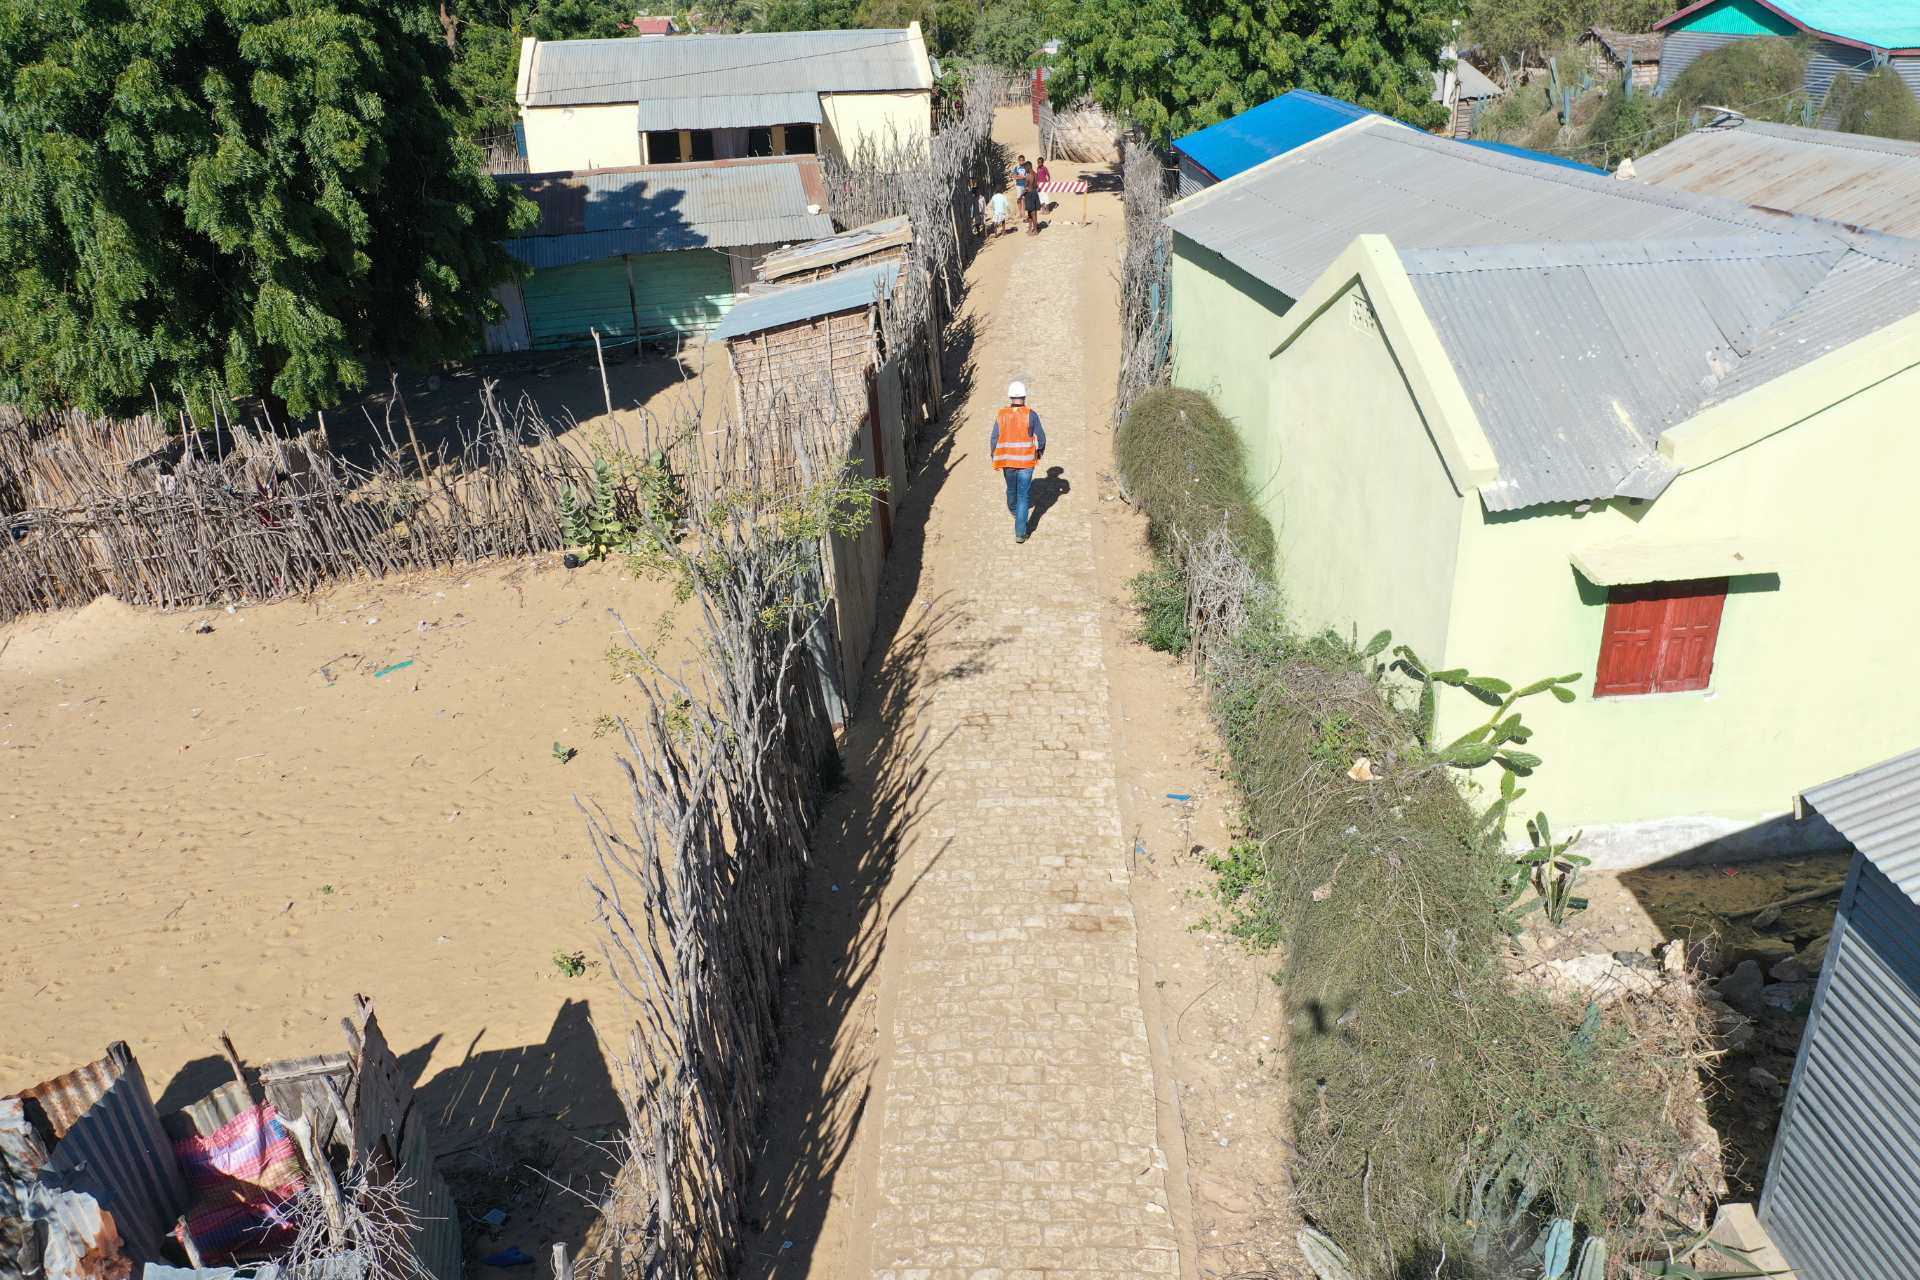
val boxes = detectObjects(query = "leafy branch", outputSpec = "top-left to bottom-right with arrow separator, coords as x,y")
1391,644 -> 1581,774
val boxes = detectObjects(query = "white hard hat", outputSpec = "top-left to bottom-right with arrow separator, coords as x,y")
1007,381 -> 1027,398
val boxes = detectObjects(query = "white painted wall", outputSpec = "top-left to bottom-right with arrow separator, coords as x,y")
819,91 -> 932,158
521,104 -> 641,172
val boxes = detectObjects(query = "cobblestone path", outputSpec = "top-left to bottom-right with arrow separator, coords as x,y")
856,219 -> 1179,1278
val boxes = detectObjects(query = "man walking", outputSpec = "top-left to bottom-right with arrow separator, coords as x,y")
991,381 -> 1046,543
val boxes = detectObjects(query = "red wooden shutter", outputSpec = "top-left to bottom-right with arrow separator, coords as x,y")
1593,578 -> 1728,698
1655,580 -> 1727,692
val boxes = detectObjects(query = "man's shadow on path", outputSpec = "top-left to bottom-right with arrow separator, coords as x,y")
1028,465 -> 1070,533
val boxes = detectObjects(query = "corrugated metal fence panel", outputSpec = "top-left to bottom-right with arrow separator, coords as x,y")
1808,40 -> 1877,125
43,1064 -> 189,1263
350,1010 -> 461,1280
524,249 -> 735,348
1898,56 -> 1920,103
1656,30 -> 1749,93
1177,155 -> 1215,198
1762,854 -> 1920,1280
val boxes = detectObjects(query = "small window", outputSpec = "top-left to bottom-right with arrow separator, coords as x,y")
747,127 -> 774,157
645,130 -> 682,164
783,123 -> 817,155
1593,578 -> 1728,698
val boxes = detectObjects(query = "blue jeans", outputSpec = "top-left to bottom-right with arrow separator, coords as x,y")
1003,466 -> 1034,537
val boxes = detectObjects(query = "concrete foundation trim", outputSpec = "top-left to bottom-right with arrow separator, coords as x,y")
1564,810 -> 1850,871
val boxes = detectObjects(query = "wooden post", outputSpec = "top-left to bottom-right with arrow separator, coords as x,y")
623,255 -> 645,361
552,1242 -> 575,1280
605,1242 -> 621,1280
383,362 -> 429,478
591,328 -> 615,421
177,1217 -> 206,1273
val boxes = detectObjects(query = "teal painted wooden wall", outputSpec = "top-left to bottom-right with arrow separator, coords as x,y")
521,248 -> 736,349
1666,0 -> 1799,37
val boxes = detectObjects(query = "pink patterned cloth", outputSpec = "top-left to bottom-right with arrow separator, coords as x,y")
170,1103 -> 307,1261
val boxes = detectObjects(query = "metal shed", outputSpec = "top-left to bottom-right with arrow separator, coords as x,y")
1654,0 -> 1920,108
1769,748 -> 1920,1279
494,156 -> 833,349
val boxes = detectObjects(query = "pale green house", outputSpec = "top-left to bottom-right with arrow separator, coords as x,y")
1165,119 -> 1920,862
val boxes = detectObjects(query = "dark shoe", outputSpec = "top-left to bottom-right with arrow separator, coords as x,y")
1015,534 -> 1028,543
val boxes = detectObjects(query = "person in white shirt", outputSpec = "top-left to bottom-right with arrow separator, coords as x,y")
988,189 -> 1010,236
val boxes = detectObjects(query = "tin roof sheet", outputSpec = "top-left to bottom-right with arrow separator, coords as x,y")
759,214 -> 912,280
633,91 -> 823,132
1584,28 -> 1665,62
524,28 -> 931,108
711,262 -> 898,340
1402,237 -> 1850,509
1801,747 -> 1920,905
1167,116 -> 1820,300
501,157 -> 832,267
1633,119 -> 1920,238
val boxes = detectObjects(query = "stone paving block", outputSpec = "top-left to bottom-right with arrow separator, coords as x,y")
860,226 -> 1172,1277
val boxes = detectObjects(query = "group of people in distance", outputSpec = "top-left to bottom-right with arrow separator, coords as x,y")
972,154 -> 1052,238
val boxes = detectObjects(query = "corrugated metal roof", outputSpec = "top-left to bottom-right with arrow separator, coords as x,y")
6,1045 -> 190,1265
760,214 -> 912,280
501,157 -> 832,267
712,262 -> 897,340
1707,248 -> 1920,400
524,28 -> 931,108
1633,119 -> 1920,239
1657,0 -> 1920,49
1583,28 -> 1664,62
1459,140 -> 1608,173
1173,91 -> 1397,184
1166,117 -> 1827,300
1800,747 -> 1920,905
633,91 -> 822,132
1403,237 -> 1849,509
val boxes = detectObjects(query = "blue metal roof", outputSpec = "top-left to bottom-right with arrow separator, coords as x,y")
710,262 -> 898,340
1173,91 -> 1402,183
1459,140 -> 1608,173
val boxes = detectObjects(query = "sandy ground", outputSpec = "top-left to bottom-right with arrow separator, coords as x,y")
0,365 -> 727,1265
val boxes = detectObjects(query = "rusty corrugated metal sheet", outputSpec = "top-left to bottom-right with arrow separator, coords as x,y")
760,215 -> 912,281
501,156 -> 832,266
1635,120 -> 1920,240
7,1045 -> 189,1265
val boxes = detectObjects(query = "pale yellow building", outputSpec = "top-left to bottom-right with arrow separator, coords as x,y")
513,25 -> 934,173
1164,119 -> 1920,864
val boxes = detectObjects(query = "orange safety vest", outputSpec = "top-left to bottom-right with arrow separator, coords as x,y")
993,406 -> 1038,470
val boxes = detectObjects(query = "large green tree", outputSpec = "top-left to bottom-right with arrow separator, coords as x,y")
0,0 -> 534,421
1046,0 -> 1457,142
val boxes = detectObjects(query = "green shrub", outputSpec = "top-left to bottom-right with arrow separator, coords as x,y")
1128,557 -> 1191,654
1585,79 -> 1661,156
1665,35 -> 1810,120
1114,387 -> 1275,577
1827,67 -> 1920,141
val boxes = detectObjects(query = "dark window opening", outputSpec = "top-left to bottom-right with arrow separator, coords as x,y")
1593,577 -> 1728,698
747,127 -> 774,157
645,130 -> 682,165
687,129 -> 714,161
783,123 -> 816,155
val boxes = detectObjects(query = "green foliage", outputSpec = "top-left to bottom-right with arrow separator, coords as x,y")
972,0 -> 1043,70
1826,67 -> 1920,142
590,713 -> 617,739
1202,841 -> 1283,948
1664,35 -> 1809,121
0,0 -> 534,421
1583,77 -> 1660,155
1390,643 -> 1579,773
756,0 -> 978,57
561,458 -> 628,561
1114,387 -> 1276,576
1509,811 -> 1590,927
551,949 -> 586,976
1046,0 -> 1453,143
552,740 -> 575,763
1465,0 -> 1669,69
1128,557 -> 1191,654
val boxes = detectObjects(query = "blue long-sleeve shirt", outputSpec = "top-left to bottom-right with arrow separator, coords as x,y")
988,412 -> 1045,466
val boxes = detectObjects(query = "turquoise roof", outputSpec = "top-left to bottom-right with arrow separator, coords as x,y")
1659,0 -> 1920,50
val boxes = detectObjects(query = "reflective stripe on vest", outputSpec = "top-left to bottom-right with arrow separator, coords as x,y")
994,406 -> 1037,469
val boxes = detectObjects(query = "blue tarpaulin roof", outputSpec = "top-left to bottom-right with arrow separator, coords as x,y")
1173,91 -> 1399,183
710,262 -> 898,340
